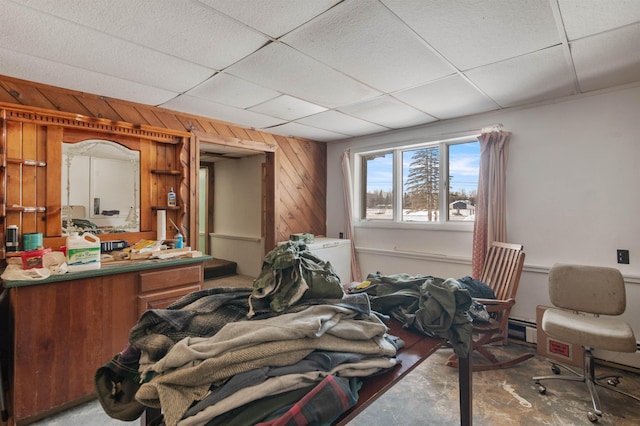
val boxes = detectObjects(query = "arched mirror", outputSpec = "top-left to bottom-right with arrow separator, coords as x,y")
62,139 -> 140,234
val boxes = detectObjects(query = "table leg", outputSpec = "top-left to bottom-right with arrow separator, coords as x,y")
458,351 -> 473,425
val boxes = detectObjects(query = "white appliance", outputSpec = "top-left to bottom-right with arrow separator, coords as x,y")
305,238 -> 352,286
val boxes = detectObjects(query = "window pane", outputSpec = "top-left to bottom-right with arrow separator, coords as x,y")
448,141 -> 480,221
363,152 -> 393,220
402,146 -> 439,222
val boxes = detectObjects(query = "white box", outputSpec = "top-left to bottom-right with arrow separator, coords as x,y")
305,238 -> 352,286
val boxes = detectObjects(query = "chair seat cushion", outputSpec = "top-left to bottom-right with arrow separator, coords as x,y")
542,308 -> 637,353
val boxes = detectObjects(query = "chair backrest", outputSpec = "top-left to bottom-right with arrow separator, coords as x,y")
480,242 -> 525,300
548,264 -> 626,315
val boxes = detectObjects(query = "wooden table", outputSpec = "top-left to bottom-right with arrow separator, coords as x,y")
334,319 -> 472,425
141,318 -> 472,426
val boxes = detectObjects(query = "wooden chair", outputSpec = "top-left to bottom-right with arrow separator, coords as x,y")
446,242 -> 534,371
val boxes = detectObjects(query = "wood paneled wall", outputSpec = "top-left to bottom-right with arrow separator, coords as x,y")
0,75 -> 327,250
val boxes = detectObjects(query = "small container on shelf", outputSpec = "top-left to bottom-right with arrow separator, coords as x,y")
6,224 -> 19,252
168,187 -> 177,207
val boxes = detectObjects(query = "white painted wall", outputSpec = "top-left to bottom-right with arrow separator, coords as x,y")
326,84 -> 640,356
211,154 -> 265,277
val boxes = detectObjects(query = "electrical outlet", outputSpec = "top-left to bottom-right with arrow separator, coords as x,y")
617,249 -> 629,264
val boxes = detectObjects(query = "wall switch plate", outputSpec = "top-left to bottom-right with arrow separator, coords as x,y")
617,249 -> 630,264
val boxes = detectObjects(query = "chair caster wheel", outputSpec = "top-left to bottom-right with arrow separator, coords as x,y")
587,411 -> 600,422
607,378 -> 620,386
535,381 -> 546,394
551,364 -> 561,375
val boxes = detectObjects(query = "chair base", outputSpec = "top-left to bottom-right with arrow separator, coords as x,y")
533,347 -> 640,423
445,331 -> 534,371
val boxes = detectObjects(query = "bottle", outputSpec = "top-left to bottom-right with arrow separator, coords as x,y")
168,187 -> 177,207
174,232 -> 183,249
66,232 -> 101,272
6,224 -> 19,252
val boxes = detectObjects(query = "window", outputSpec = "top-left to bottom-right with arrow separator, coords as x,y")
359,137 -> 479,225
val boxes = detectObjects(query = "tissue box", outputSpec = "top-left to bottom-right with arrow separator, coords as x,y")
21,248 -> 52,269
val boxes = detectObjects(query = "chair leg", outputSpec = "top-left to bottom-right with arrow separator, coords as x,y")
533,347 -> 639,422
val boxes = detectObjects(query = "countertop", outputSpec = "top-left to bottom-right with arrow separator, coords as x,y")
2,254 -> 212,288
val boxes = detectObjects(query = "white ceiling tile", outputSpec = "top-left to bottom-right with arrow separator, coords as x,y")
186,73 -> 280,109
466,46 -> 576,107
394,76 -> 499,119
295,110 -> 390,136
14,0 -> 269,70
161,95 -> 285,129
571,24 -> 640,92
282,0 -> 455,92
337,96 -> 437,129
265,122 -> 350,142
0,46 -> 178,105
225,42 -> 381,108
382,0 -> 560,70
558,0 -> 640,40
249,95 -> 327,120
197,0 -> 342,38
0,1 -> 213,92
2,0 -> 640,142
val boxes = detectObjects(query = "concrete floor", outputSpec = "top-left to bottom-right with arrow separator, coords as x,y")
26,276 -> 640,425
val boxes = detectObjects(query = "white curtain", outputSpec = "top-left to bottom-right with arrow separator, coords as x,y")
341,150 -> 362,283
472,131 -> 511,278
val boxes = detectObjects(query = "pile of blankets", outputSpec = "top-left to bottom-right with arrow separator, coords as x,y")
95,243 -> 474,426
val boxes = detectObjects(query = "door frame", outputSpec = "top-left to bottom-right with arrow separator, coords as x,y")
192,131 -> 277,254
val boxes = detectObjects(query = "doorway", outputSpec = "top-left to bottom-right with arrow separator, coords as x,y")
196,132 -> 276,277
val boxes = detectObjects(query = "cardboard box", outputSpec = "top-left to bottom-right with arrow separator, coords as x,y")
536,305 -> 584,368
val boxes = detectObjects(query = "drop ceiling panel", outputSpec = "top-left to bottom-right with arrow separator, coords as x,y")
2,1 -> 640,143
249,95 -> 327,121
225,42 -> 381,108
187,73 -> 281,109
0,1 -> 213,92
394,76 -> 499,119
295,110 -> 390,136
571,24 -> 640,92
0,46 -> 178,105
382,0 -> 560,71
198,0 -> 342,38
161,95 -> 286,129
282,0 -> 455,92
558,0 -> 640,40
337,96 -> 437,129
266,121 -> 350,141
466,46 -> 576,108
15,0 -> 269,70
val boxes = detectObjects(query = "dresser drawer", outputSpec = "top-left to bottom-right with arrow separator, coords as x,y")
138,264 -> 202,293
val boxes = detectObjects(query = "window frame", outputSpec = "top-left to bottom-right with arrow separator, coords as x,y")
353,134 -> 479,232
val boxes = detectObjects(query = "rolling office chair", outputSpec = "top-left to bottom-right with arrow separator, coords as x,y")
533,264 -> 639,422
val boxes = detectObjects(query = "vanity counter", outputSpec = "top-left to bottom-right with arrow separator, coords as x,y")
0,255 -> 211,425
2,255 -> 212,288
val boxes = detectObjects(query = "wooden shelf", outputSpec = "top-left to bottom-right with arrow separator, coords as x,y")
7,157 -> 47,167
7,206 -> 46,213
151,206 -> 180,210
151,170 -> 181,175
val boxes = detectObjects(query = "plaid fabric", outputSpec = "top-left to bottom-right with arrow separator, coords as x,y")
255,375 -> 360,426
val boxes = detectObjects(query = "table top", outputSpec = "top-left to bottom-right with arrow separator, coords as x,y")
334,319 -> 447,425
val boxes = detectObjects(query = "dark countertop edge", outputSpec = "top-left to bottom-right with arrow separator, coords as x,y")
2,254 -> 212,288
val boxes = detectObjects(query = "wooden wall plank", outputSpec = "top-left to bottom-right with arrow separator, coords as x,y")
74,96 -> 122,121
0,81 -> 57,110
